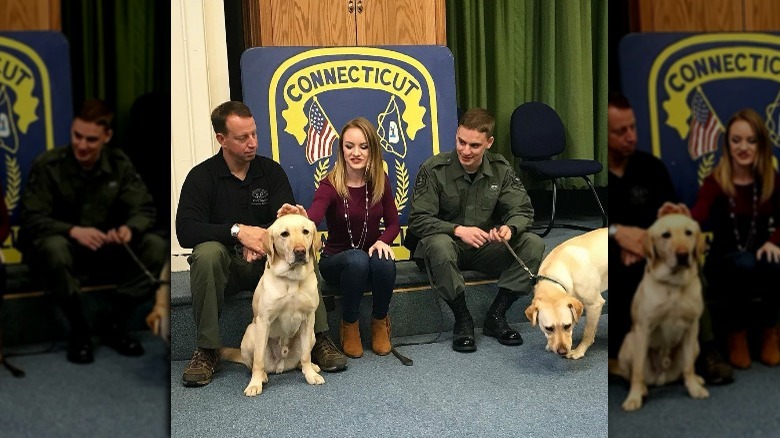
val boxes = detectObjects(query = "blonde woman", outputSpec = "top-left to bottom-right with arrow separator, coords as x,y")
691,108 -> 780,368
307,117 -> 400,358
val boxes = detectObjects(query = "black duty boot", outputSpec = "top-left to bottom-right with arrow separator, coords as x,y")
62,294 -> 94,364
483,288 -> 523,346
445,294 -> 476,352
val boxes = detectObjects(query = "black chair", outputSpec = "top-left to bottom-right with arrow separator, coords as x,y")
510,101 -> 606,237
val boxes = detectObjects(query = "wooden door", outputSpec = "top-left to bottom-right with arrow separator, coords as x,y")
0,0 -> 60,31
356,0 -> 446,45
251,0 -> 357,46
245,0 -> 445,47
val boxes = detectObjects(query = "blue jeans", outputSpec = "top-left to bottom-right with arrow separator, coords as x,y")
319,249 -> 396,323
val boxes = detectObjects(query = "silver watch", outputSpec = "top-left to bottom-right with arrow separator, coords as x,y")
230,223 -> 240,238
608,224 -> 618,239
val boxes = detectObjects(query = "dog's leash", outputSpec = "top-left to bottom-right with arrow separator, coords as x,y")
502,240 -> 567,293
122,243 -> 169,287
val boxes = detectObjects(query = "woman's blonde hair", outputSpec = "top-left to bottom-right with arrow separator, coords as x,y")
712,108 -> 774,203
328,117 -> 386,206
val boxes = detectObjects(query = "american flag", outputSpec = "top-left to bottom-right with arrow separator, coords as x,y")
305,99 -> 337,164
688,91 -> 721,160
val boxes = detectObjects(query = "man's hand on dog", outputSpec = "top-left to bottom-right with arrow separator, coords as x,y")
658,201 -> 691,217
278,203 -> 308,218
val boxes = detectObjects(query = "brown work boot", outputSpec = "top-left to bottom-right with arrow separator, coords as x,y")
727,330 -> 751,369
760,327 -> 780,366
340,320 -> 363,358
371,316 -> 392,356
311,331 -> 347,372
182,347 -> 219,387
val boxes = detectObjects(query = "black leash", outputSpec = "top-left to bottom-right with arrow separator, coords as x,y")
1,356 -> 25,378
502,240 -> 567,293
122,243 -> 169,287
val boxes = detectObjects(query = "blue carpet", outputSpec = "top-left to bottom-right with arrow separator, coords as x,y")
0,331 -> 169,437
608,364 -> 780,437
171,317 -> 608,438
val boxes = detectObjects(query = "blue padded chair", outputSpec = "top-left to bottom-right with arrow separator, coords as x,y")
510,101 -> 606,237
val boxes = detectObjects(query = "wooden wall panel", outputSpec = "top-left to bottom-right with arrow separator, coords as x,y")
357,0 -> 440,45
246,0 -> 356,46
0,0 -> 59,31
638,0 -> 742,32
745,0 -> 780,31
244,0 -> 445,47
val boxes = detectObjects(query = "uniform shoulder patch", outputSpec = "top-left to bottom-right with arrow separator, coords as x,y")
506,169 -> 523,191
413,166 -> 430,200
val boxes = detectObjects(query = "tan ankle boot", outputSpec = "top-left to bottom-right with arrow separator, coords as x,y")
760,327 -> 780,366
371,316 -> 392,356
727,330 -> 751,369
340,320 -> 363,358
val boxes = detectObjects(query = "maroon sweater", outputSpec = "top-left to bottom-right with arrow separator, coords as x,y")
691,173 -> 780,256
308,177 -> 400,255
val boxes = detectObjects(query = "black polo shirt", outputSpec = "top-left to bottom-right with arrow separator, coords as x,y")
175,149 -> 295,248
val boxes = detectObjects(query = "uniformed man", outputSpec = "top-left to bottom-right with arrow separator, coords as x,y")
19,99 -> 167,364
175,101 -> 347,387
408,108 -> 544,352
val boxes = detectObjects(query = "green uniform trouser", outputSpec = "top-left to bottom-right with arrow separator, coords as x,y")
29,233 -> 167,328
188,241 -> 328,349
31,233 -> 167,300
417,231 -> 545,301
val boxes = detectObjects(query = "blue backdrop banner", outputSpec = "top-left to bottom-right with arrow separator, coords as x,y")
620,32 -> 780,207
1,31 -> 73,263
241,45 -> 458,233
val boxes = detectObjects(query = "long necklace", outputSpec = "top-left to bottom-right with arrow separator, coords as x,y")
728,182 -> 758,252
344,183 -> 369,249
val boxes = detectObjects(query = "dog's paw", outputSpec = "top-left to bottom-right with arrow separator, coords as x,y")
311,363 -> 321,373
566,349 -> 585,360
244,383 -> 264,397
621,393 -> 643,411
686,377 -> 709,399
304,371 -> 325,385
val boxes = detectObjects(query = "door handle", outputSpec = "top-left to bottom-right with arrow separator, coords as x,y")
357,0 -> 363,14
348,0 -> 354,13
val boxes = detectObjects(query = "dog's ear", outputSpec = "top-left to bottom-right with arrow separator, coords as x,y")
525,301 -> 538,326
568,297 -> 584,323
264,226 -> 275,264
695,229 -> 706,262
310,228 -> 322,260
643,231 -> 656,263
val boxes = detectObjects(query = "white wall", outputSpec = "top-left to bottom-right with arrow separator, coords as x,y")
170,0 -> 231,271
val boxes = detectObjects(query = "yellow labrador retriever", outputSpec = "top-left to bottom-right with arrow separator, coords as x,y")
524,227 -> 607,359
615,213 -> 708,411
222,214 -> 324,396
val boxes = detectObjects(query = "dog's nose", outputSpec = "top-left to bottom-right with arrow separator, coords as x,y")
557,347 -> 568,356
676,252 -> 689,266
294,247 -> 306,259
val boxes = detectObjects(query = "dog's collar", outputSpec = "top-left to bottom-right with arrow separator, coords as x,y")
535,275 -> 568,293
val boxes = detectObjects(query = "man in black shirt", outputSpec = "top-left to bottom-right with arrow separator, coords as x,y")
608,91 -> 732,385
176,101 -> 347,387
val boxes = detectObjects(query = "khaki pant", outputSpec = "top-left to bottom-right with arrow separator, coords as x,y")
415,231 -> 544,301
187,241 -> 329,349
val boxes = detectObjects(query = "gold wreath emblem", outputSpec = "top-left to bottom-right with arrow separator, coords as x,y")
4,154 -> 21,213
394,158 -> 408,214
697,152 -> 715,186
314,157 -> 330,190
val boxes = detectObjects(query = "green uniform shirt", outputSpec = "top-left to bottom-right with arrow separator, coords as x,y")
19,146 -> 156,249
408,150 -> 534,238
